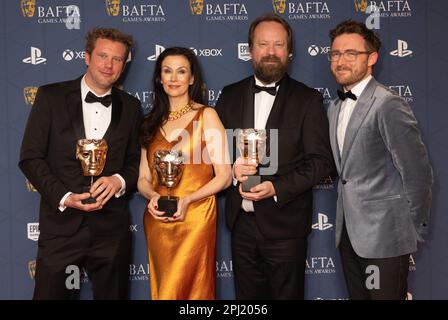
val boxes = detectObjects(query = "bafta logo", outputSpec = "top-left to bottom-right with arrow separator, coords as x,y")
105,0 -> 120,16
319,175 -> 334,185
28,260 -> 36,279
76,139 -> 108,204
23,86 -> 38,106
354,0 -> 368,12
189,0 -> 204,15
272,0 -> 286,14
25,179 -> 37,192
237,129 -> 267,192
154,150 -> 185,217
20,0 -> 35,18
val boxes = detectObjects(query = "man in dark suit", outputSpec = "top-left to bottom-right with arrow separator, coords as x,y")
19,28 -> 143,299
215,14 -> 334,299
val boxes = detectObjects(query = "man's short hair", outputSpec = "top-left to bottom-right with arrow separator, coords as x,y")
248,13 -> 293,55
85,27 -> 134,60
329,20 -> 381,52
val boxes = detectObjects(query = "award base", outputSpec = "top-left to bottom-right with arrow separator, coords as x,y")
242,175 -> 261,192
158,196 -> 178,217
81,186 -> 96,204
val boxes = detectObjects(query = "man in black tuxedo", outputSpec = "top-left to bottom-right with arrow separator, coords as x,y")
19,28 -> 143,299
215,14 -> 334,299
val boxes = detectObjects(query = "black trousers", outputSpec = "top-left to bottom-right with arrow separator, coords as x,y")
339,223 -> 410,300
231,211 -> 308,300
33,223 -> 130,300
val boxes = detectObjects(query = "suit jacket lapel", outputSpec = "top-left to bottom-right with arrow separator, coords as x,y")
242,77 -> 255,129
103,87 -> 123,142
329,99 -> 342,172
66,78 -> 85,140
340,77 -> 378,171
265,74 -> 289,130
264,75 -> 289,158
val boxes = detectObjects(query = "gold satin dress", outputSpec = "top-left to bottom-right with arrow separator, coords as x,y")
144,108 -> 217,300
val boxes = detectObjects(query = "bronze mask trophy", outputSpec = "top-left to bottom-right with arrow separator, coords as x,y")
76,139 -> 108,204
153,150 -> 185,217
237,129 -> 267,192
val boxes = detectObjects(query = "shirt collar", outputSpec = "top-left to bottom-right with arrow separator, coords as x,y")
345,75 -> 372,98
254,76 -> 277,88
81,75 -> 112,101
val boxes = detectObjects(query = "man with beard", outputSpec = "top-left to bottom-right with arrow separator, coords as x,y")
215,14 -> 334,299
327,20 -> 433,299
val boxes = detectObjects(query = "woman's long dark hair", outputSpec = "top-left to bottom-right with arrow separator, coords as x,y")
140,47 -> 206,147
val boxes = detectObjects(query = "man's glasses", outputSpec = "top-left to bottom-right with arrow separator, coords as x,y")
328,50 -> 372,62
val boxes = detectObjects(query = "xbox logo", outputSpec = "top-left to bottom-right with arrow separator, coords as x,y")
62,49 -> 74,61
308,45 -> 319,56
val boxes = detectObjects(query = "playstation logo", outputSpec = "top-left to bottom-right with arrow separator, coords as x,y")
147,44 -> 165,61
311,213 -> 333,231
23,47 -> 47,65
390,40 -> 413,57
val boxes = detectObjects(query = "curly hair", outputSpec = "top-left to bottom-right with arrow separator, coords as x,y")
85,27 -> 134,60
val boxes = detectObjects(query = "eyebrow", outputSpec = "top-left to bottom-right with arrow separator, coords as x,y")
161,65 -> 189,70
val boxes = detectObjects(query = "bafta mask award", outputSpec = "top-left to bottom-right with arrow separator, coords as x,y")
237,129 -> 267,192
76,139 -> 108,204
154,150 -> 185,217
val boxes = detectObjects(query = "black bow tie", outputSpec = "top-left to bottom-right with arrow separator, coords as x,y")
85,91 -> 112,107
253,84 -> 277,96
337,89 -> 357,101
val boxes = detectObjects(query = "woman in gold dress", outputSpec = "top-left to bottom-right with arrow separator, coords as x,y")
138,47 -> 231,300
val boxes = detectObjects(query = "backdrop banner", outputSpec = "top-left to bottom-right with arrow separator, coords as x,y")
2,0 -> 446,300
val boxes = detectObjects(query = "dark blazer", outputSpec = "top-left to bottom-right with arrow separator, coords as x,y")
19,77 -> 143,236
215,75 -> 334,240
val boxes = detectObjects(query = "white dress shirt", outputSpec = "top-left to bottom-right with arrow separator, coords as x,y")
58,76 -> 125,211
337,75 -> 372,155
238,77 -> 278,212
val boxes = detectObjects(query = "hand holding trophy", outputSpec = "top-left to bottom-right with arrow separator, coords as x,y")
237,129 -> 267,192
153,150 -> 185,217
76,139 -> 108,204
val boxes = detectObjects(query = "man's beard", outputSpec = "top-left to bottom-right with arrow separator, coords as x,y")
253,55 -> 288,84
332,65 -> 368,88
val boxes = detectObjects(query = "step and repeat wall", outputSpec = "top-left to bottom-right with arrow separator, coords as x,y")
1,0 -> 447,299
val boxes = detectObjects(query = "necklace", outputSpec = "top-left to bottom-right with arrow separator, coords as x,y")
168,102 -> 193,121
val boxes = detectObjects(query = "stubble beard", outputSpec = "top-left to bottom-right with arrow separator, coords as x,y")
253,55 -> 288,84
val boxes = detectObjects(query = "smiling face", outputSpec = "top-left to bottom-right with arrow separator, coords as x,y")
330,33 -> 378,90
160,55 -> 194,101
251,21 -> 289,84
84,38 -> 127,95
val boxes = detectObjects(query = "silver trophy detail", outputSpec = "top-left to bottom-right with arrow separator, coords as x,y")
237,129 -> 267,192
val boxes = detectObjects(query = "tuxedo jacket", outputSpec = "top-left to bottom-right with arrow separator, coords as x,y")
327,77 -> 433,258
215,75 -> 335,240
19,77 -> 143,236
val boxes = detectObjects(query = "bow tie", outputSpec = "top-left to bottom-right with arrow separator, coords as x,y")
253,84 -> 277,96
85,91 -> 112,107
337,89 -> 357,101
